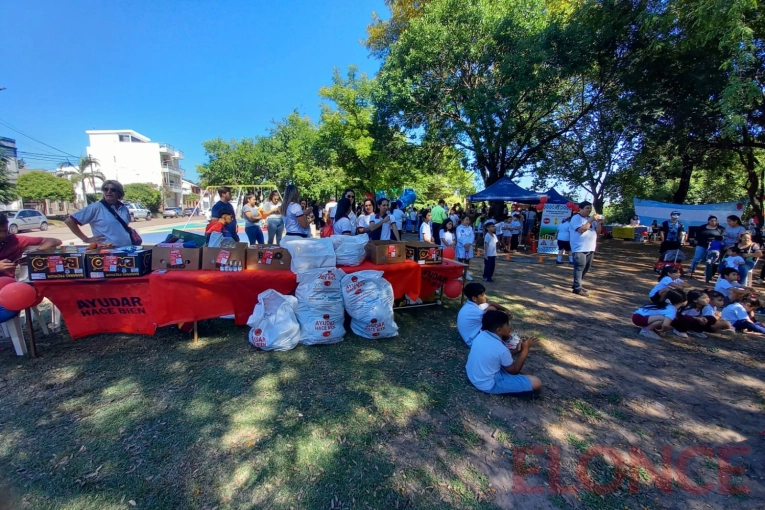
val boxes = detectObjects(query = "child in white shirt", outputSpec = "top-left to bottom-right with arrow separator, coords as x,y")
649,265 -> 685,304
500,219 -> 512,252
714,267 -> 753,304
509,215 -> 523,251
724,255 -> 745,270
465,310 -> 541,394
721,296 -> 765,334
457,282 -> 511,346
483,220 -> 498,283
631,288 -> 687,340
455,216 -> 475,281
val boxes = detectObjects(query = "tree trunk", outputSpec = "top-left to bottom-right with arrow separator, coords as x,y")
672,152 -> 693,204
740,146 -> 763,226
593,196 -> 605,214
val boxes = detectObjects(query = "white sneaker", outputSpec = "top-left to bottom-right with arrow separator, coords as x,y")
672,328 -> 689,338
687,331 -> 708,338
639,328 -> 661,340
465,272 -> 473,281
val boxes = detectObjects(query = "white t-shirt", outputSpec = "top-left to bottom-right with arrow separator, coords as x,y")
409,210 -> 417,221
569,214 -> 598,253
484,232 -> 498,256
370,214 -> 392,240
420,221 -> 432,242
441,230 -> 455,248
556,221 -> 571,241
649,276 -> 682,298
284,202 -> 309,235
714,278 -> 742,297
682,304 -> 716,317
262,200 -> 282,219
324,201 -> 337,218
465,330 -> 513,391
333,217 -> 353,236
509,220 -> 522,235
392,209 -> 405,231
500,221 -> 512,237
455,225 -> 475,259
721,303 -> 749,322
633,306 -> 677,320
357,213 -> 373,232
457,301 -> 489,346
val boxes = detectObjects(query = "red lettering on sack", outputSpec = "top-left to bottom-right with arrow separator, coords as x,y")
318,272 -> 336,280
324,281 -> 331,286
322,331 -> 331,337
254,328 -> 262,335
323,314 -> 330,319
351,276 -> 358,282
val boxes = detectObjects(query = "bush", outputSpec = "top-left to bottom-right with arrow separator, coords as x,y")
123,183 -> 163,212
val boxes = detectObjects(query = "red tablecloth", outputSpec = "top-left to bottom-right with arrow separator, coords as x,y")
148,270 -> 297,326
341,260 -> 422,300
419,259 -> 466,297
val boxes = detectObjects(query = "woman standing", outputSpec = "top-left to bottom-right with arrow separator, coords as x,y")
688,216 -> 725,275
356,198 -> 377,235
728,231 -> 762,284
261,190 -> 283,244
332,198 -> 354,236
282,185 -> 313,238
369,198 -> 400,241
420,210 -> 434,243
722,215 -> 746,249
242,194 -> 265,245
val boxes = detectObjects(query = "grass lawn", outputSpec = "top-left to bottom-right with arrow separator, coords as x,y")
0,239 -> 763,509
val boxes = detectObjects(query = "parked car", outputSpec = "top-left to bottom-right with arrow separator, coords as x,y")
124,202 -> 151,221
3,209 -> 49,234
163,207 -> 183,218
182,208 -> 197,217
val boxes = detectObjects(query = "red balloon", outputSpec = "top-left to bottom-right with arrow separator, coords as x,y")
565,201 -> 574,209
535,204 -> 544,211
31,293 -> 44,307
0,276 -> 15,292
539,196 -> 548,205
442,247 -> 456,260
0,282 -> 39,311
737,203 -> 743,210
365,192 -> 374,200
572,205 -> 580,213
443,280 -> 463,299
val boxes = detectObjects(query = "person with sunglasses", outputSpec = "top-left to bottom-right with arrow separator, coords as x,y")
65,180 -> 132,246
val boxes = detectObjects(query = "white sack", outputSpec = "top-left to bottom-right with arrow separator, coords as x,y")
331,234 -> 368,266
246,289 -> 300,351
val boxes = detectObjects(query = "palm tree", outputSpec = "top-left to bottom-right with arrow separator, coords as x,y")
57,156 -> 105,206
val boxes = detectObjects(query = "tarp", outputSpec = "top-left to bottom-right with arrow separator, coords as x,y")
633,198 -> 746,228
468,177 -> 541,203
545,188 -> 573,205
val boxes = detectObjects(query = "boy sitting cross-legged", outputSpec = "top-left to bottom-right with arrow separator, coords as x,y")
465,310 -> 542,395
457,282 -> 511,347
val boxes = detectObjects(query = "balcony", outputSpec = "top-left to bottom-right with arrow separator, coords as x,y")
158,143 -> 184,159
161,164 -> 184,176
163,180 -> 183,194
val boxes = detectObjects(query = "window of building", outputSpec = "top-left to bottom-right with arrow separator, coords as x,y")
119,135 -> 130,142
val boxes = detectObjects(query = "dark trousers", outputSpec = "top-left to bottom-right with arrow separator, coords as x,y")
572,251 -> 594,291
733,319 -> 765,333
245,225 -> 264,245
483,256 -> 496,280
432,223 -> 442,245
510,234 -> 520,251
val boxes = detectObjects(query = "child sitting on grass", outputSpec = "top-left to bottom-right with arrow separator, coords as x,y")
465,310 -> 542,395
721,296 -> 765,335
457,282 -> 511,346
631,289 -> 687,340
714,267 -> 754,304
649,265 -> 686,304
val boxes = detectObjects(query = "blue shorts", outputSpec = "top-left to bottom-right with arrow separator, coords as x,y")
482,371 -> 532,394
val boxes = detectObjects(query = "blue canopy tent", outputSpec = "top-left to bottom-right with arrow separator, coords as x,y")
467,177 -> 542,203
544,187 -> 573,204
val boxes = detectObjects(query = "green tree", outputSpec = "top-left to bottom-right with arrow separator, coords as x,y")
0,156 -> 18,203
123,183 -> 163,212
365,0 -> 431,58
16,171 -> 75,214
57,156 -> 105,205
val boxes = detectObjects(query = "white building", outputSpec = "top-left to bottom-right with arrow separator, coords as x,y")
0,137 -> 23,209
85,129 -> 184,207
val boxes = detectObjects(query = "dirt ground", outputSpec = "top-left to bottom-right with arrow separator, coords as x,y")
0,238 -> 763,509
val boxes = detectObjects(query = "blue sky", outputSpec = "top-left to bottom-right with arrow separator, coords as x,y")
0,0 -> 387,182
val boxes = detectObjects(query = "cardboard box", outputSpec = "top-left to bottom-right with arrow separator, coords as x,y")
86,248 -> 152,278
151,246 -> 202,271
171,229 -> 206,248
245,245 -> 292,270
405,242 -> 443,265
202,242 -> 248,270
365,240 -> 407,265
28,248 -> 89,280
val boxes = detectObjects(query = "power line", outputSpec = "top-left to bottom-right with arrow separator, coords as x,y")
0,118 -> 79,158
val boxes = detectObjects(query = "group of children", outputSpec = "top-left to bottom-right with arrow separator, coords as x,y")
439,215 -> 505,284
632,264 -> 765,340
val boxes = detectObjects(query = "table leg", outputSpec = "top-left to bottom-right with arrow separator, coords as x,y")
24,307 -> 36,358
193,321 -> 198,343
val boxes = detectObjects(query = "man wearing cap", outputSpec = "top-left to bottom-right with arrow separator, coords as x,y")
569,201 -> 602,296
660,211 -> 685,244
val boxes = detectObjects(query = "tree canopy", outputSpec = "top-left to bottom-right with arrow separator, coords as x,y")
17,171 -> 75,203
123,183 -> 163,212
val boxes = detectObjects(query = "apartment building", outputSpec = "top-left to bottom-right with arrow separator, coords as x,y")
85,129 -> 184,207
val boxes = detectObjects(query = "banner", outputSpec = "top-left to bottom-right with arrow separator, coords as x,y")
537,204 -> 571,254
634,199 -> 745,227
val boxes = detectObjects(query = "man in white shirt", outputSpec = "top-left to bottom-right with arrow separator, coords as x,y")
391,201 -> 405,232
323,197 -> 336,224
568,201 -> 602,297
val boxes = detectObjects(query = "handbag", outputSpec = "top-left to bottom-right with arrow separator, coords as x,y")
100,200 -> 143,245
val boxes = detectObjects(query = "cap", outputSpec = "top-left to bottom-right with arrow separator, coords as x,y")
671,211 -> 681,216
484,219 -> 497,226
